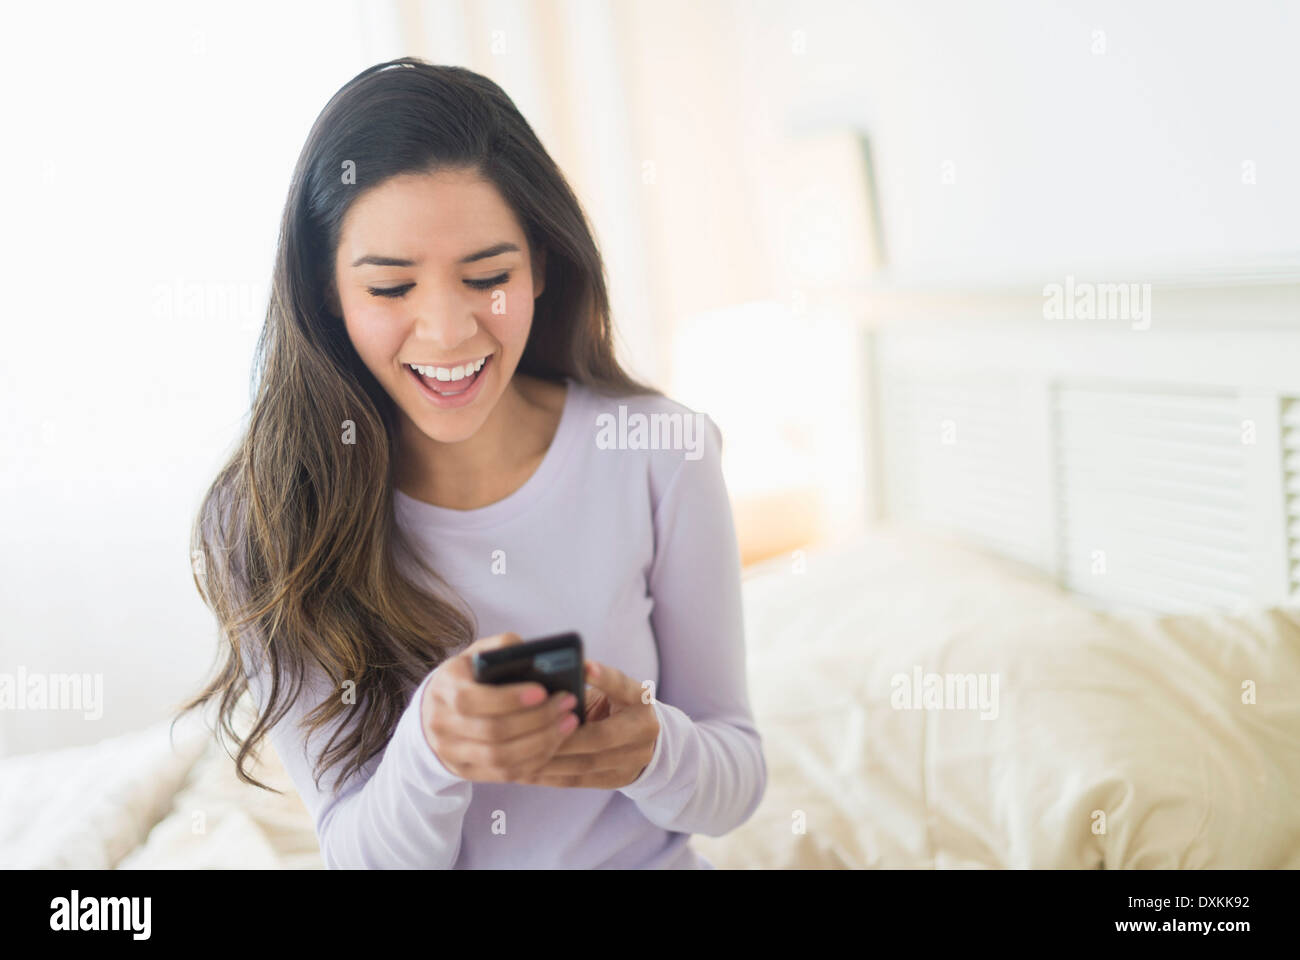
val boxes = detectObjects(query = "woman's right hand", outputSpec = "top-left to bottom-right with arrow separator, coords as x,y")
420,632 -> 581,782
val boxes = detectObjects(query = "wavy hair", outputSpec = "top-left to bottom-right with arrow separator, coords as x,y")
176,57 -> 657,793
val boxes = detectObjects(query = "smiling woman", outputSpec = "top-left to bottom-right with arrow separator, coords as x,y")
176,57 -> 766,869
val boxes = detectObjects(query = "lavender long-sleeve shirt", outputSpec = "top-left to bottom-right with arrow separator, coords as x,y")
243,377 -> 767,868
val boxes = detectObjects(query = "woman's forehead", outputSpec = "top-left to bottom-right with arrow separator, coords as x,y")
339,172 -> 525,261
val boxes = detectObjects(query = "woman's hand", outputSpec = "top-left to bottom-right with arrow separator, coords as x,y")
420,633 -> 581,782
516,660 -> 661,790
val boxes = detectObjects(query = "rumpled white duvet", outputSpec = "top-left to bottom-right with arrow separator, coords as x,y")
5,525 -> 1298,869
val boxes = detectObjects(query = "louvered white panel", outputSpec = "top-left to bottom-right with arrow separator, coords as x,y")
879,373 -> 1052,570
1054,385 -> 1270,613
1283,397 -> 1300,603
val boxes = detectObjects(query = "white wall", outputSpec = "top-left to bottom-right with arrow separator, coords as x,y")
0,0 -> 388,754
742,0 -> 1300,283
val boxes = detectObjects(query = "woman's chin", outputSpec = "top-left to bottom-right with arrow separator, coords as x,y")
408,407 -> 491,445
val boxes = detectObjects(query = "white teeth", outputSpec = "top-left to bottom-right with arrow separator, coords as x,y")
408,357 -> 488,382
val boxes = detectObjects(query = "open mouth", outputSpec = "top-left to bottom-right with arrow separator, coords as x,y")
404,354 -> 492,404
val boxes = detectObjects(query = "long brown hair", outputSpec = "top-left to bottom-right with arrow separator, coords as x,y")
177,57 -> 658,794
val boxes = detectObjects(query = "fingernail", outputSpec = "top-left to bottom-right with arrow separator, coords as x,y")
560,693 -> 577,711
559,713 -> 578,733
521,686 -> 546,705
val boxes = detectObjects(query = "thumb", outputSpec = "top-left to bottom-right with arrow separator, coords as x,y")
584,660 -> 646,707
471,631 -> 523,650
459,631 -> 523,658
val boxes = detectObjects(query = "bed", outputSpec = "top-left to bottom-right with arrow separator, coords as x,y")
3,520 -> 1296,870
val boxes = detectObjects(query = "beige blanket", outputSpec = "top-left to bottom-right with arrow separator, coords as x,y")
693,529 -> 1300,868
101,526 -> 1300,869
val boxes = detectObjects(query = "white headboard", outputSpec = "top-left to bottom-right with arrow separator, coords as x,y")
860,272 -> 1300,615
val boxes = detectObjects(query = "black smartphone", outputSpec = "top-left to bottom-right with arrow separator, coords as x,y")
471,631 -> 585,724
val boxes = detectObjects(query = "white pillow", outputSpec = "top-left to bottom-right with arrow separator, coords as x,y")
698,528 -> 1300,869
0,713 -> 210,869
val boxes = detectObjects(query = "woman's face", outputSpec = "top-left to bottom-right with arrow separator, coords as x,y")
332,167 -> 545,444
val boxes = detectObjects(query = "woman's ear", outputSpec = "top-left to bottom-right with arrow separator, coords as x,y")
531,243 -> 547,299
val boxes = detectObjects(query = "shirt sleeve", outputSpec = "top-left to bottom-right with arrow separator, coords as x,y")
617,413 -> 768,836
245,656 -> 473,868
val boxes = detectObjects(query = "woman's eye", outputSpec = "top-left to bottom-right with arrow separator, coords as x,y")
464,272 -> 510,290
367,284 -> 414,299
366,273 -> 510,299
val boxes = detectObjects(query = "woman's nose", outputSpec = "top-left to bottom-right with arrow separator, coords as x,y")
411,285 -> 479,349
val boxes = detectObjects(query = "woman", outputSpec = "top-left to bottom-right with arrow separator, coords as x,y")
180,57 -> 765,869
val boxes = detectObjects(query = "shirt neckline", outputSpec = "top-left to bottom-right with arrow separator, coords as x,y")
393,376 -> 583,531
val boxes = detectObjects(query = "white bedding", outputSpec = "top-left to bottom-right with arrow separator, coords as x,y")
6,524 -> 1298,869
0,714 -> 210,868
692,527 -> 1300,868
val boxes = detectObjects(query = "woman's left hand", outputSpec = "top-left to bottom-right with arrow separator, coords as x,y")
516,660 -> 660,789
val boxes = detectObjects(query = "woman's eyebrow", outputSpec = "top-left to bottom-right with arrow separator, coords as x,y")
350,242 -> 521,268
